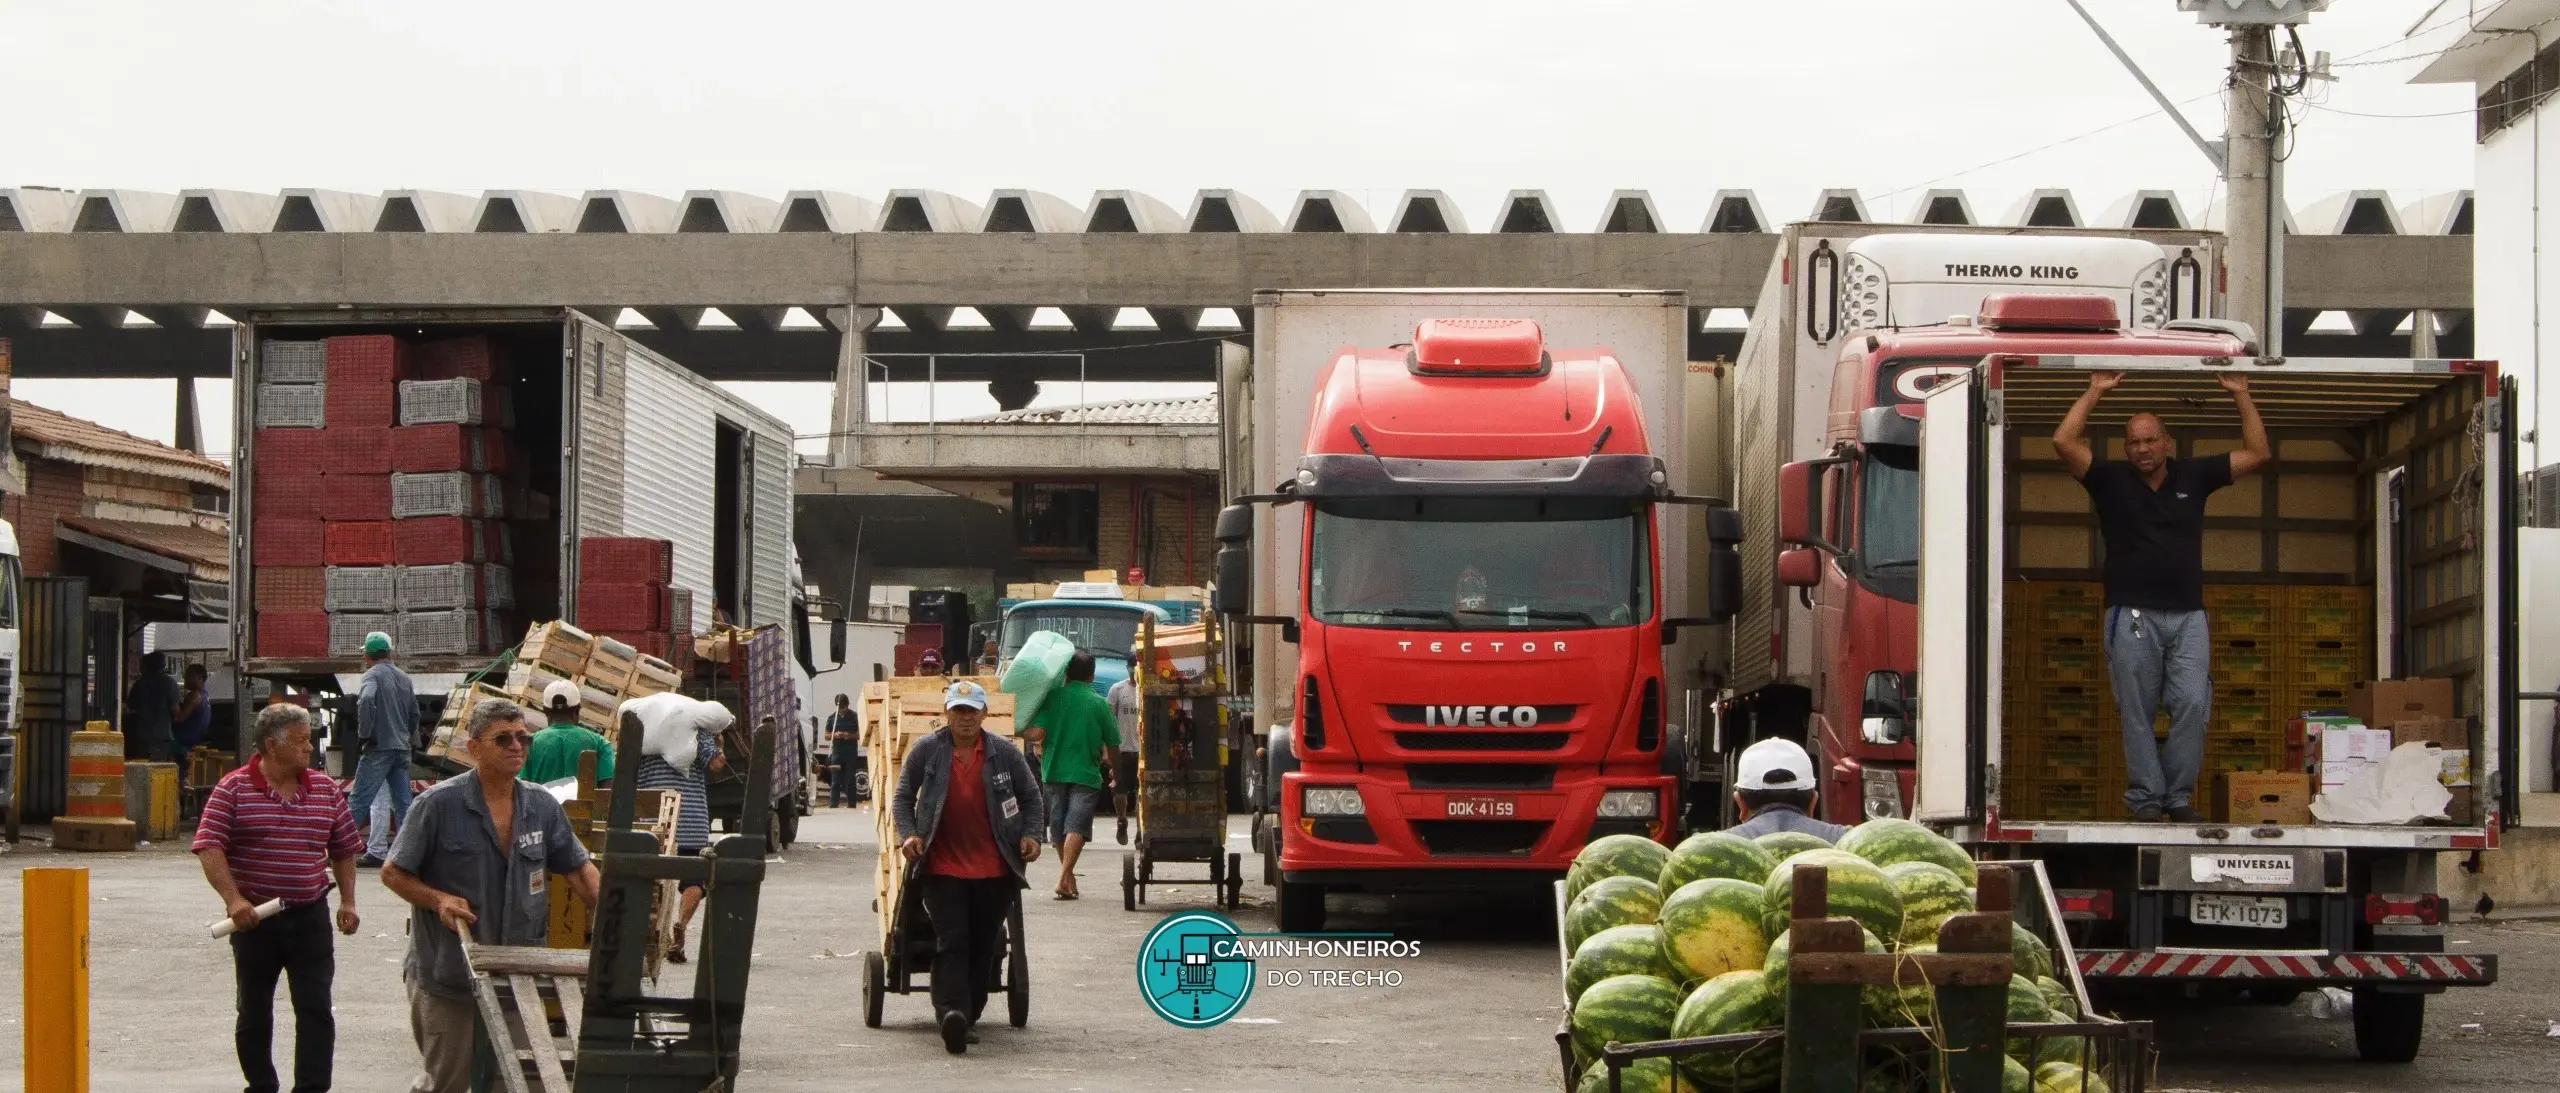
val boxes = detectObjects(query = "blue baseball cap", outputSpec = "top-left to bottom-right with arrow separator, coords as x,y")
943,680 -> 988,710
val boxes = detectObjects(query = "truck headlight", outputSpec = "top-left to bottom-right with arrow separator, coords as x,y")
1861,768 -> 1904,820
1598,790 -> 1660,819
2132,257 -> 2169,329
1302,786 -> 1365,817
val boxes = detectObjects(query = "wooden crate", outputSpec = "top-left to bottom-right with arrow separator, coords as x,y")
863,673 -> 1013,943
547,787 -> 678,980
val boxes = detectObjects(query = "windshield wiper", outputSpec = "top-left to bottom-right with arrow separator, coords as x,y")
1457,607 -> 1602,625
1331,607 -> 1459,624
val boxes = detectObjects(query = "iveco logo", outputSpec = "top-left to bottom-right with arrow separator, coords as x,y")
1422,705 -> 1542,727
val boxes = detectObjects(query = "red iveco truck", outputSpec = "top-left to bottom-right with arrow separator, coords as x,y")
1217,290 -> 1739,932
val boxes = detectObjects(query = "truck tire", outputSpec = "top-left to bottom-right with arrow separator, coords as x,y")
777,806 -> 800,850
2351,987 -> 2425,1062
1276,879 -> 1326,933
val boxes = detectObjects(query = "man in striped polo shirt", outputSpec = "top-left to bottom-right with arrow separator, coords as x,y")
193,702 -> 364,1093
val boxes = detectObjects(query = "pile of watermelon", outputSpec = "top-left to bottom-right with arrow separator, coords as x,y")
1562,820 -> 2104,1093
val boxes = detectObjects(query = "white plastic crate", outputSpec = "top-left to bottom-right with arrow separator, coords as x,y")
398,378 -> 484,425
397,563 -> 479,610
329,612 -> 395,657
479,474 -> 508,519
481,563 -> 516,610
323,567 -> 397,612
399,609 -> 479,656
261,341 -> 327,384
390,472 -> 481,518
256,384 -> 327,428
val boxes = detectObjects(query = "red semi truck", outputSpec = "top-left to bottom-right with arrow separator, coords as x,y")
1217,291 -> 1739,933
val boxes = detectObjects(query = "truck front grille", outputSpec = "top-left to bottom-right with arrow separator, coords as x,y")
1406,764 -> 1555,790
1410,820 -> 1548,857
1393,731 -> 1569,752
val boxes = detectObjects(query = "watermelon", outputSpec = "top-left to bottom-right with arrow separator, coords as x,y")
1660,832 -> 1780,893
1578,1057 -> 1688,1093
1567,876 -> 1665,954
1658,878 -> 1770,986
1759,849 -> 1905,944
1869,940 -> 1937,1029
1837,818 -> 1978,885
2026,1021 -> 2091,1070
1753,830 -> 1833,862
1668,971 -> 1783,1092
1571,834 -> 1674,903
2032,1062 -> 2112,1093
2012,923 -> 2055,982
1570,924 -> 1676,1005
1572,974 -> 1684,1063
2002,1056 -> 2035,1093
2034,975 -> 2079,1019
1759,925 -> 1887,1009
2002,975 -> 2055,1057
1865,1053 -> 1927,1093
1883,861 -> 1973,947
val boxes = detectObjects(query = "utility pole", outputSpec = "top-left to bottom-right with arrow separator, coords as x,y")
2222,24 -> 2284,355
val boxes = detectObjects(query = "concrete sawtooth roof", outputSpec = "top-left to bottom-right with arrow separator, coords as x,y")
11,397 -> 231,488
963,394 -> 1217,425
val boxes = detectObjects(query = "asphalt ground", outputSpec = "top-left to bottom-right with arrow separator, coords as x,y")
0,809 -> 2549,1091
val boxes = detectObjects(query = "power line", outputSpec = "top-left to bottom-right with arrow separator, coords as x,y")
1872,90 -> 2224,202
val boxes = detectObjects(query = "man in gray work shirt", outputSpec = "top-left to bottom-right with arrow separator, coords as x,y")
382,698 -> 599,1093
350,631 -> 420,868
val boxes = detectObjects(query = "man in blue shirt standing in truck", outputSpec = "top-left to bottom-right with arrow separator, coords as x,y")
349,631 -> 419,868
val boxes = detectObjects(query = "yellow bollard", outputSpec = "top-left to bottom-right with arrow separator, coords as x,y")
22,867 -> 89,1093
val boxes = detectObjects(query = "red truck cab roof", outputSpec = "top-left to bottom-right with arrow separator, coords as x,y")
1828,296 -> 2250,445
1307,319 -> 1654,462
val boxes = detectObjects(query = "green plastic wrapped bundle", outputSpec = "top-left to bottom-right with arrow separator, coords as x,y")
1000,630 -> 1078,724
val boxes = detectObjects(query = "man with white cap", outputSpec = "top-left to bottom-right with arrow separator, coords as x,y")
893,679 -> 1044,1055
520,679 -> 616,785
349,630 -> 419,869
1724,738 -> 1850,843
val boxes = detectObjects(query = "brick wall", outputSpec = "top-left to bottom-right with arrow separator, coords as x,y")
1092,477 -> 1215,585
84,467 -> 196,511
3,457 -> 86,576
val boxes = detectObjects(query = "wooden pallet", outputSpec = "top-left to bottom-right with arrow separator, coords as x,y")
459,932 -> 589,1093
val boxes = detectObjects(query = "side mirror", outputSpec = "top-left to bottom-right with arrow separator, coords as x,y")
791,599 -> 819,676
1857,406 -> 1921,448
1213,504 -> 1254,618
1776,548 -> 1820,588
1777,461 -> 1813,543
1703,503 -> 1743,624
829,617 -> 848,666
1859,669 -> 1910,745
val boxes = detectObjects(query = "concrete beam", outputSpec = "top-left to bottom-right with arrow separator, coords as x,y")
846,423 -> 1221,477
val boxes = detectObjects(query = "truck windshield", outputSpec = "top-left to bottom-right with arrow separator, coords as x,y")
1001,608 -> 1144,663
1861,445 -> 1921,571
1308,497 -> 1651,631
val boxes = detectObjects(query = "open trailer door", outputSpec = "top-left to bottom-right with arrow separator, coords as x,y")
1912,365 -> 1997,823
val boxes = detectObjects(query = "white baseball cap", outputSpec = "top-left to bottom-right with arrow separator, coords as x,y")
1736,738 -> 1818,792
542,679 -> 581,709
943,680 -> 989,711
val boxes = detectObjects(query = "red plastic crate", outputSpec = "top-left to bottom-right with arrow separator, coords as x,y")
580,538 -> 674,584
257,611 -> 330,659
323,521 -> 395,565
255,472 -> 323,511
577,583 -> 664,632
324,382 -> 396,428
254,567 -> 325,611
389,424 -> 485,473
395,517 -> 482,566
323,335 -> 412,385
254,517 -> 325,567
416,335 -> 504,381
320,426 -> 393,475
255,428 -> 328,470
893,642 -> 939,676
321,475 -> 392,521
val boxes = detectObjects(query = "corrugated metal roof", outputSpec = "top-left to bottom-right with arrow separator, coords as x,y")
11,398 -> 231,488
964,395 -> 1217,426
59,515 -> 230,580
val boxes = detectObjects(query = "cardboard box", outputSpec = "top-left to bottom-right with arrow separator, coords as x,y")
2217,770 -> 2312,824
2428,747 -> 2473,787
53,816 -> 139,852
1083,569 -> 1119,583
2319,726 -> 2393,763
2320,757 -> 2378,790
2391,717 -> 2467,751
2347,678 -> 2453,726
2445,786 -> 2475,823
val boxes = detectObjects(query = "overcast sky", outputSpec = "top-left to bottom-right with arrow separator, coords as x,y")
2,0 -> 2488,454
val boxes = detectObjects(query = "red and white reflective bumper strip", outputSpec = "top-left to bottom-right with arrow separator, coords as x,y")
2078,950 -> 2497,983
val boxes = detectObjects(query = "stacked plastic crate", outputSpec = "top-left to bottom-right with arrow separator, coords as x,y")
576,538 -> 687,690
2002,581 -> 2119,820
2199,585 -> 2288,788
251,339 -> 332,658
311,335 -> 405,655
388,336 -> 520,656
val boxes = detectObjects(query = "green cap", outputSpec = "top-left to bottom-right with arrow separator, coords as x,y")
363,631 -> 393,658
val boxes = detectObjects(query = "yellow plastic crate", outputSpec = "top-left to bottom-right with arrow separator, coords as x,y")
2289,637 -> 2363,688
2014,733 -> 2110,782
2203,585 -> 2283,638
2287,585 -> 2371,641
2022,581 -> 2106,633
2010,683 -> 2113,735
2032,634 -> 2110,686
2285,684 -> 2353,718
2213,685 -> 2280,735
2211,637 -> 2278,688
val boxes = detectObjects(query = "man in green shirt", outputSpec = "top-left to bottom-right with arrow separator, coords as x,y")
1024,652 -> 1119,900
521,680 -> 616,786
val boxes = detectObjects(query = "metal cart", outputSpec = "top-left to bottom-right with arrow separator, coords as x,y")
1122,615 -> 1243,912
861,858 -> 1030,1031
